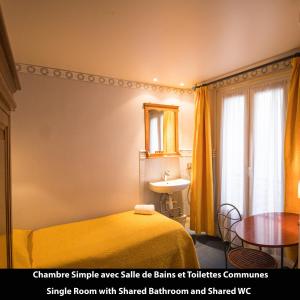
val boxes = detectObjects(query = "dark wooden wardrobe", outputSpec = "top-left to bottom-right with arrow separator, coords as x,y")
0,6 -> 20,268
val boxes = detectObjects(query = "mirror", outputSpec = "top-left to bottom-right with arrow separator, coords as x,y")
144,103 -> 179,157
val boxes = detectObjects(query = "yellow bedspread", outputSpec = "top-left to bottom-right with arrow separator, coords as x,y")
13,211 -> 199,268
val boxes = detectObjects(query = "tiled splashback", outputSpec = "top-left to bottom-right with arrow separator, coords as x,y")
139,150 -> 192,215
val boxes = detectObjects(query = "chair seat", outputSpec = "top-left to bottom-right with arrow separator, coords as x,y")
228,247 -> 277,269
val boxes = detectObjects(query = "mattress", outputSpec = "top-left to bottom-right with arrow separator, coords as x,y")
13,211 -> 199,268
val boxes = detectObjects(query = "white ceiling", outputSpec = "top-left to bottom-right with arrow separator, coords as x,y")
1,0 -> 300,88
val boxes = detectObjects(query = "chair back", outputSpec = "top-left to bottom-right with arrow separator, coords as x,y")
217,203 -> 243,249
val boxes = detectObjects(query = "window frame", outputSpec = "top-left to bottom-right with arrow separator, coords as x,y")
216,78 -> 288,217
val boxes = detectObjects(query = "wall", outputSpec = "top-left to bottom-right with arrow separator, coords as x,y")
11,67 -> 194,229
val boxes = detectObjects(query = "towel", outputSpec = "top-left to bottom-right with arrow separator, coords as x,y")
134,204 -> 155,215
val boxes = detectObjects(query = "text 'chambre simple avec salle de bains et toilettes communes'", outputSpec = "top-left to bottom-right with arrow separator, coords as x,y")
33,270 -> 269,280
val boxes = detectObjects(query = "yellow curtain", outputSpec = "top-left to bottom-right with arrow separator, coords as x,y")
284,57 -> 300,213
284,57 -> 300,262
190,86 -> 215,236
163,111 -> 175,153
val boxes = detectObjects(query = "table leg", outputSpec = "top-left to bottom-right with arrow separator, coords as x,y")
280,247 -> 284,268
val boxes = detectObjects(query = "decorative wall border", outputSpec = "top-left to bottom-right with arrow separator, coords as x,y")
16,63 -> 193,95
201,58 -> 292,89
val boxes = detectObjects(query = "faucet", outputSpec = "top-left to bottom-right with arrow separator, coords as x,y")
163,170 -> 170,181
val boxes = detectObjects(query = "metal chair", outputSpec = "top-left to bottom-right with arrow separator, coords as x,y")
217,203 -> 277,269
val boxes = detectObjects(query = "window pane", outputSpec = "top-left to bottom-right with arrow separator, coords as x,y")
221,95 -> 245,213
251,87 -> 284,214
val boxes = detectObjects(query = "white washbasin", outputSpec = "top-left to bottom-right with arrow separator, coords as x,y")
149,178 -> 190,194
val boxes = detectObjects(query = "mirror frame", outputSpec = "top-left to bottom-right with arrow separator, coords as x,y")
143,103 -> 179,158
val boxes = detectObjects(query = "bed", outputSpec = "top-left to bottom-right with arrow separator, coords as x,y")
13,211 -> 199,268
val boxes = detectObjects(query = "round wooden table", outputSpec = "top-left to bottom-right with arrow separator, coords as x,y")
236,212 -> 299,268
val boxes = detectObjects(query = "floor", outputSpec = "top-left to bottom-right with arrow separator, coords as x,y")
184,217 -> 230,268
194,234 -> 226,268
191,234 -> 234,269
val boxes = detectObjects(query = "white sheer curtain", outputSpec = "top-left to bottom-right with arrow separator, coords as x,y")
250,85 -> 284,214
220,83 -> 285,216
220,94 -> 246,213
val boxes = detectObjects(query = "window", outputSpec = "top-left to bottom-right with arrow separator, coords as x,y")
219,83 -> 286,216
220,94 -> 246,213
251,86 -> 284,214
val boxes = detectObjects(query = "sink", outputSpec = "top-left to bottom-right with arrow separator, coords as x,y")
149,178 -> 190,194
